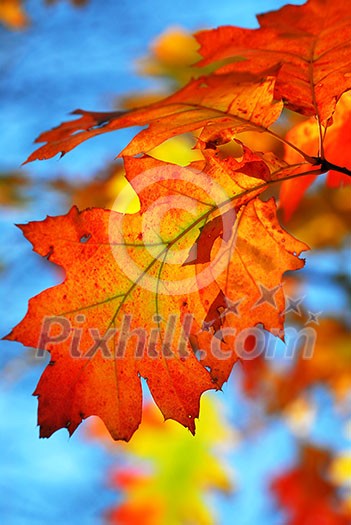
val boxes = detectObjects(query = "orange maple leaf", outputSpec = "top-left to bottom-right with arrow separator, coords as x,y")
5,150 -> 308,440
196,0 -> 351,125
24,72 -> 282,162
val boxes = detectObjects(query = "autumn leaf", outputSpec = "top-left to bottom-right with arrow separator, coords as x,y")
24,72 -> 282,162
5,149 -> 307,440
4,204 -> 213,440
88,397 -> 232,525
271,445 -> 351,525
183,144 -> 272,266
0,0 -> 28,29
195,0 -> 351,125
279,91 -> 351,220
191,196 -> 308,387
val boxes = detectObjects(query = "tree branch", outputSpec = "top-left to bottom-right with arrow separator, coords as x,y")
317,158 -> 351,177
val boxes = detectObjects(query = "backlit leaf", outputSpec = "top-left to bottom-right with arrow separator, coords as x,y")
196,0 -> 351,124
25,73 -> 282,162
5,151 -> 307,440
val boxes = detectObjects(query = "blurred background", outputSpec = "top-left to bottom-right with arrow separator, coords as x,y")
0,0 -> 350,524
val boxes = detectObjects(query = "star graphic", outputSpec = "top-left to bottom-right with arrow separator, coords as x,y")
284,295 -> 304,316
306,310 -> 322,325
202,320 -> 214,332
224,296 -> 245,317
253,284 -> 281,309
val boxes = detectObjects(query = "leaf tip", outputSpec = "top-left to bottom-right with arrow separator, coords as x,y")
1,329 -> 14,342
